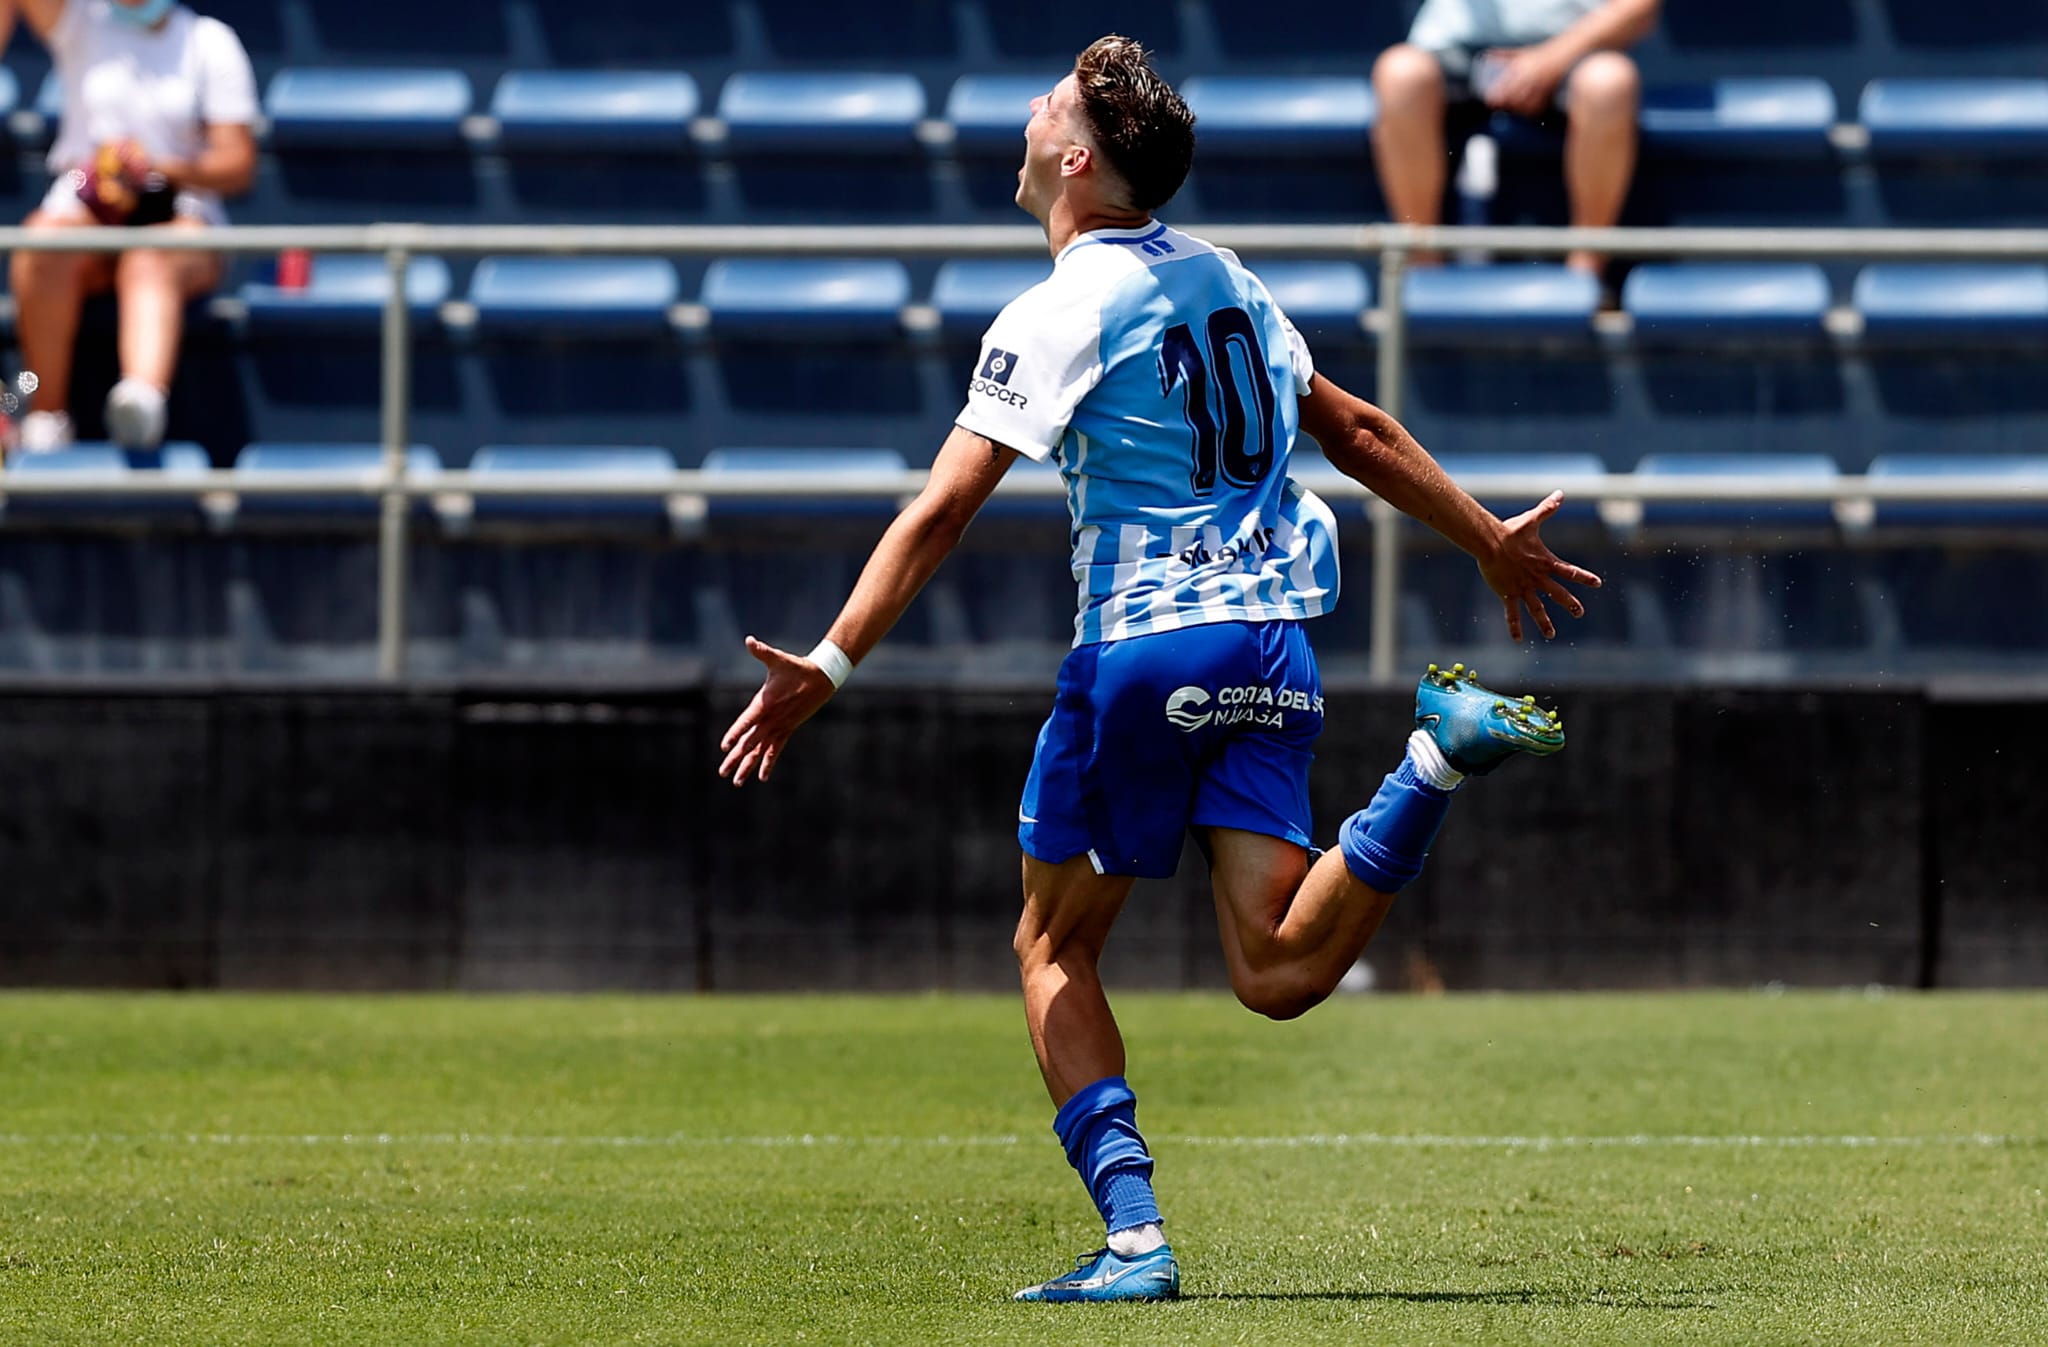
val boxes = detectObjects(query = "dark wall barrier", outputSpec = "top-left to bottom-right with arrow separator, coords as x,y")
0,681 -> 2042,991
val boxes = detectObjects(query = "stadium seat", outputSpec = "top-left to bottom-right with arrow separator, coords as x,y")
1853,264 -> 2048,342
264,68 -> 474,148
699,447 -> 909,521
467,256 -> 680,337
944,75 -> 1057,153
1866,454 -> 2048,528
0,443 -> 211,522
1622,264 -> 1832,341
716,72 -> 925,154
489,71 -> 699,151
929,260 -> 1053,338
700,259 -> 910,339
1638,79 -> 1837,157
1633,452 -> 1841,529
232,442 -> 443,519
1178,77 -> 1374,155
240,254 -> 452,332
1249,261 -> 1371,348
1860,79 -> 2048,157
1402,265 -> 1598,343
467,444 -> 677,526
1431,452 -> 1607,525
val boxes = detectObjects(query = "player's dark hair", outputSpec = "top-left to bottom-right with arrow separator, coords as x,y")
1072,34 -> 1195,213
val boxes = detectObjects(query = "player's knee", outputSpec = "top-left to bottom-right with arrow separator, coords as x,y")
1372,44 -> 1443,112
1231,970 -> 1324,1022
1569,52 -> 1641,119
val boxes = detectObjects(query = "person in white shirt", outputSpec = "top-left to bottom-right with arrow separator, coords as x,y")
0,0 -> 257,452
1372,0 -> 1659,278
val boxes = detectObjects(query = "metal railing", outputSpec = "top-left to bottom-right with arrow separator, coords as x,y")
2,221 -> 2045,682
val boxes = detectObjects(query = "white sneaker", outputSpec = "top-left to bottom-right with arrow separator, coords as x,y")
16,409 -> 75,454
105,377 -> 168,450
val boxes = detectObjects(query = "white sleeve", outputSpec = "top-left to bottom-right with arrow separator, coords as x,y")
194,17 -> 259,126
953,280 -> 1104,462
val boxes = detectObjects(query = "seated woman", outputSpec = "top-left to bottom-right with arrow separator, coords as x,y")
2,0 -> 257,452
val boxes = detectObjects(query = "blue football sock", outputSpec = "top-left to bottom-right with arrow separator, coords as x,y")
1052,1076 -> 1162,1236
1338,754 -> 1454,894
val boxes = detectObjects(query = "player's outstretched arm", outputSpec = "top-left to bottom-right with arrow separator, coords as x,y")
1298,372 -> 1601,640
717,427 -> 1019,786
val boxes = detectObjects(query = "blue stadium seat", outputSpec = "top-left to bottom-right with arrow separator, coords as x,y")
929,260 -> 1053,338
1866,454 -> 2048,528
1179,77 -> 1374,155
700,447 -> 908,521
1402,265 -> 1598,343
240,254 -> 452,332
1634,452 -> 1841,528
716,72 -> 925,154
489,71 -> 698,151
1431,452 -> 1607,525
1250,261 -> 1371,348
1639,79 -> 1837,157
1853,264 -> 2048,342
1860,79 -> 2048,157
468,257 -> 679,337
944,75 -> 1057,153
232,443 -> 443,519
468,445 -> 676,525
264,68 -> 473,148
701,259 -> 909,339
0,443 -> 211,522
1623,264 -> 1831,341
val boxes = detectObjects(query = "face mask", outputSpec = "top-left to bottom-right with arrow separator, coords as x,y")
111,0 -> 176,28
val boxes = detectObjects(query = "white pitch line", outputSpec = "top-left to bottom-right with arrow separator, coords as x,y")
0,1132 -> 2033,1150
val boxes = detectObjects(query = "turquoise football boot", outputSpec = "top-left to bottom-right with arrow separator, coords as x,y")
1012,1244 -> 1180,1303
1415,662 -> 1564,776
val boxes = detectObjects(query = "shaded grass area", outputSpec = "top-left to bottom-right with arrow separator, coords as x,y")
3,991 -> 2045,1345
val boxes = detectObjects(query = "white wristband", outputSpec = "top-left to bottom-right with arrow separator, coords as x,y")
807,638 -> 853,690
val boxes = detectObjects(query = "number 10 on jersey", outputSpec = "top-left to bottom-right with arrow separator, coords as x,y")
1159,305 -> 1279,497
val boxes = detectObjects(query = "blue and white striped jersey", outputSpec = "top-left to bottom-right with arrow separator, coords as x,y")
954,222 -> 1340,647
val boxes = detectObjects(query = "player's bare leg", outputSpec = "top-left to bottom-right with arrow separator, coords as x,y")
1015,852 -> 1134,1105
1210,663 -> 1566,1021
1012,853 -> 1178,1301
1561,51 -> 1642,277
1207,830 -> 1398,1020
1370,42 -> 1450,266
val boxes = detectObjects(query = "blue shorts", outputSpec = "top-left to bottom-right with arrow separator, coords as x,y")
1019,618 -> 1324,878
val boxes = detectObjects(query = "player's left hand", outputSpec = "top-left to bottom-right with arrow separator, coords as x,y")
717,635 -> 839,787
1480,45 -> 1572,118
1477,491 -> 1603,641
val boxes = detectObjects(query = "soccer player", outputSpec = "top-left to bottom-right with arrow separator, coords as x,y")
718,35 -> 1601,1303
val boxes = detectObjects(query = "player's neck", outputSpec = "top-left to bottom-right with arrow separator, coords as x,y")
1043,195 -> 1153,256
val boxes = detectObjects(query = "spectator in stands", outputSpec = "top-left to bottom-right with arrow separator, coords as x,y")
0,0 -> 257,453
1371,0 -> 1659,278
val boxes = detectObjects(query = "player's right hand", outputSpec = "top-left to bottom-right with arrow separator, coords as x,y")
716,635 -> 838,787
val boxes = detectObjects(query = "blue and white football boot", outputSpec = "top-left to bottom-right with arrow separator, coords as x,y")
1415,662 -> 1565,776
1012,1244 -> 1181,1303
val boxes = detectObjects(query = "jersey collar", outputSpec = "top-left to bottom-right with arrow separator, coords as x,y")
1057,221 -> 1170,261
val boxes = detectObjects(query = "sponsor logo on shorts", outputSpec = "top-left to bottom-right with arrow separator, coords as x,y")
1164,686 -> 1212,731
1167,682 -> 1323,732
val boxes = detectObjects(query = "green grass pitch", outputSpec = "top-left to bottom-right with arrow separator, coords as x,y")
4,990 -> 2046,1345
